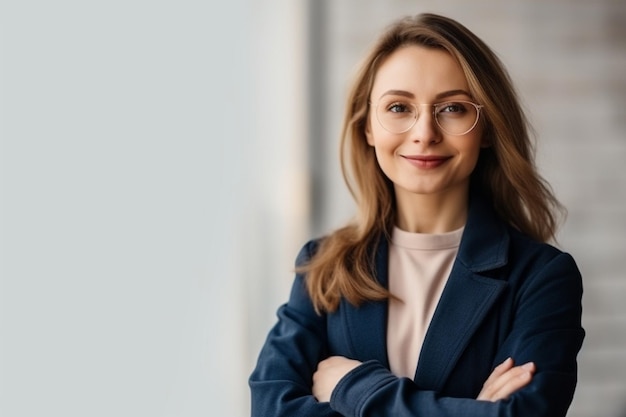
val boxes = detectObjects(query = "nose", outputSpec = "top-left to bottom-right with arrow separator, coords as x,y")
409,107 -> 441,145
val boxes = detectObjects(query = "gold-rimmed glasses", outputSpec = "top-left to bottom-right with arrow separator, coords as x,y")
371,99 -> 483,136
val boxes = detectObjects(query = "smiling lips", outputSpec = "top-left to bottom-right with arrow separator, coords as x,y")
402,155 -> 452,169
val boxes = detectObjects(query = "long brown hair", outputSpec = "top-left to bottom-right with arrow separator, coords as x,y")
302,13 -> 564,313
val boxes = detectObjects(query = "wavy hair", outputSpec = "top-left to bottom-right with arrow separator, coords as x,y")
302,13 -> 564,313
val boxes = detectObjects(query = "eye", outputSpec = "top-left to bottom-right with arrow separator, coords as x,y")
386,102 -> 412,113
436,102 -> 468,114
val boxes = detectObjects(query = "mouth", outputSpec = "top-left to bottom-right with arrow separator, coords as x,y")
401,154 -> 452,169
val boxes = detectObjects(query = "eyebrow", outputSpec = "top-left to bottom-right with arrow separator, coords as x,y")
379,89 -> 415,99
379,89 -> 472,101
435,89 -> 472,100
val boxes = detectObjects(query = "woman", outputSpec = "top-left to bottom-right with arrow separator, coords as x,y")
249,13 -> 584,417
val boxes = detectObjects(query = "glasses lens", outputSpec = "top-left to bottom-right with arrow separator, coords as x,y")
434,101 -> 479,135
375,99 -> 417,134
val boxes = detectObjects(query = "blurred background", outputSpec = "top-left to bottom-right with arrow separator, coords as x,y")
1,0 -> 625,416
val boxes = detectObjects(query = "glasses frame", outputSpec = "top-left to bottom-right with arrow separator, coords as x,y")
370,100 -> 484,136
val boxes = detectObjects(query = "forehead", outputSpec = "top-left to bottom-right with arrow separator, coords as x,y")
370,45 -> 469,101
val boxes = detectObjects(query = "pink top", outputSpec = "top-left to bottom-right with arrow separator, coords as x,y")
386,225 -> 464,379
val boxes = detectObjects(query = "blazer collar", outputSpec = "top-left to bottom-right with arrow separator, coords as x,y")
456,192 -> 509,272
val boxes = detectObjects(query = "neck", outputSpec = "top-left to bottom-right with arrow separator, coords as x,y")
394,186 -> 469,234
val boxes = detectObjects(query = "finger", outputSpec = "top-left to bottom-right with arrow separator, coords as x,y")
312,367 -> 330,401
478,361 -> 534,401
490,362 -> 535,394
491,362 -> 535,400
477,358 -> 515,401
316,356 -> 334,372
483,357 -> 514,387
481,362 -> 536,401
494,357 -> 514,374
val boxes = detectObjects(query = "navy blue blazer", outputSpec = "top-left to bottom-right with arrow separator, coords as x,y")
249,195 -> 585,417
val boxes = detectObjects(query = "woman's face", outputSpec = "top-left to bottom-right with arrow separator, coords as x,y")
366,45 -> 486,204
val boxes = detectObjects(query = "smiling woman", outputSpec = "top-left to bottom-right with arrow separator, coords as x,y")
249,13 -> 584,417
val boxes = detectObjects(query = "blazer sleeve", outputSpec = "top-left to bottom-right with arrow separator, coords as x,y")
328,252 -> 585,417
249,241 -> 342,417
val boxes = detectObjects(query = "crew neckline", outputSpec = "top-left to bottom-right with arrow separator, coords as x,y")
391,225 -> 464,250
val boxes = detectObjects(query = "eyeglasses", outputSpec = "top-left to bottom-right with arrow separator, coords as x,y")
371,99 -> 483,136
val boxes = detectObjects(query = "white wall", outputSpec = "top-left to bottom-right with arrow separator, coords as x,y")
1,1 -> 308,416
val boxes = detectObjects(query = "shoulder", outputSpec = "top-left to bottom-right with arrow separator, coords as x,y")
507,226 -> 576,267
287,238 -> 328,317
504,227 -> 583,295
294,238 -> 323,267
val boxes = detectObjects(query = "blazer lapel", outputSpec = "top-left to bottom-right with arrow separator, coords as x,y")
414,193 -> 510,389
413,265 -> 507,388
341,237 -> 390,368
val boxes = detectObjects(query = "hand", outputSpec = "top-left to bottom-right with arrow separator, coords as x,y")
312,356 -> 362,402
477,357 -> 536,402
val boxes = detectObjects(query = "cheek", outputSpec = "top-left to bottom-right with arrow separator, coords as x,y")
466,145 -> 485,175
465,145 -> 483,168
453,135 -> 485,173
368,118 -> 399,149
371,140 -> 399,181
462,129 -> 486,155
370,135 -> 399,163
372,149 -> 394,183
